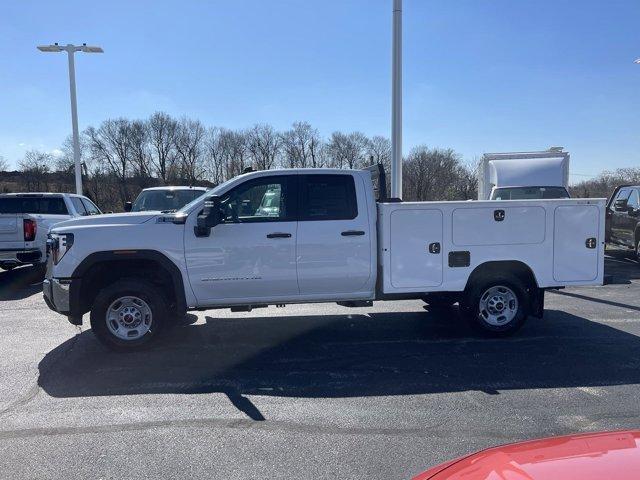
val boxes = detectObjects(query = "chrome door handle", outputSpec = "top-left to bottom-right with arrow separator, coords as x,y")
266,232 -> 292,238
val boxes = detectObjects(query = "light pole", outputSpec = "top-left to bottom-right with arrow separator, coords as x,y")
37,43 -> 103,195
391,0 -> 402,199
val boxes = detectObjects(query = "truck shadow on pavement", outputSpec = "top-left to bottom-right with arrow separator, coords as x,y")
38,307 -> 640,420
603,252 -> 640,285
0,266 -> 43,301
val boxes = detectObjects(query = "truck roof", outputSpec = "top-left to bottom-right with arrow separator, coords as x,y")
141,186 -> 208,192
482,149 -> 569,160
0,192 -> 86,198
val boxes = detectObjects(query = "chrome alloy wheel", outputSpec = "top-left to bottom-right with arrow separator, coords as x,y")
105,296 -> 153,341
478,285 -> 518,326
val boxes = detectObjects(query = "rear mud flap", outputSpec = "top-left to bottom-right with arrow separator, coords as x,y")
531,289 -> 545,318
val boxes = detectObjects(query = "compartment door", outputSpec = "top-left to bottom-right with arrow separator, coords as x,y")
553,205 -> 600,282
390,209 -> 443,288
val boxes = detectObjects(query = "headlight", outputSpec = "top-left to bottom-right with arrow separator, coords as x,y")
48,233 -> 74,265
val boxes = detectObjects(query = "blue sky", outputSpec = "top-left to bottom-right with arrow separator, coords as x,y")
1,0 -> 640,180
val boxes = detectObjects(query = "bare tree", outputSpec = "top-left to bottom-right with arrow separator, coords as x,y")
19,150 -> 53,191
326,131 -> 368,169
148,112 -> 178,184
86,119 -> 133,204
56,134 -> 89,173
0,155 -> 8,172
402,146 -> 475,201
204,127 -> 227,185
247,123 -> 281,170
128,119 -> 153,187
174,118 -> 206,183
281,121 -> 324,168
367,136 -> 391,167
218,129 -> 249,179
570,167 -> 640,198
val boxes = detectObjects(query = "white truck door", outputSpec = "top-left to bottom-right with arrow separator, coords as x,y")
296,173 -> 372,295
184,175 -> 299,304
553,204 -> 601,282
390,209 -> 443,288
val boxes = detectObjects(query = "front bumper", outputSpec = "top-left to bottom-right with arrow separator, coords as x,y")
43,277 -> 71,313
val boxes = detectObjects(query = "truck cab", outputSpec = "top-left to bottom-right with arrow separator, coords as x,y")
605,185 -> 640,259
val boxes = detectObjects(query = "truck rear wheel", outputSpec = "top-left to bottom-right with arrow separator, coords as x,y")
90,279 -> 167,351
461,277 -> 529,336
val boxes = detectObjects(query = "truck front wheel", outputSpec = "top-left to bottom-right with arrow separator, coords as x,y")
461,277 -> 529,336
90,279 -> 167,351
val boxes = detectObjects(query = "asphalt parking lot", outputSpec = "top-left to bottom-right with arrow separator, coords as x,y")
1,253 -> 639,480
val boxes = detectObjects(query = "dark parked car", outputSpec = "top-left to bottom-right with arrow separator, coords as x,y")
606,185 -> 640,259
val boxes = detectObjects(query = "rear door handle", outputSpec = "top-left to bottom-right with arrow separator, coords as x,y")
341,230 -> 366,236
266,232 -> 291,239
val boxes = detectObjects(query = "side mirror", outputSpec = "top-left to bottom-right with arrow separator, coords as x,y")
628,206 -> 640,217
195,195 -> 221,237
614,199 -> 628,212
124,201 -> 133,212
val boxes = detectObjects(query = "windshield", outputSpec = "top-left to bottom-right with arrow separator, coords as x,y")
177,178 -> 237,213
131,189 -> 206,212
491,186 -> 570,200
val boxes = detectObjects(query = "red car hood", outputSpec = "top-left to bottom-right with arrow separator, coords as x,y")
414,430 -> 640,480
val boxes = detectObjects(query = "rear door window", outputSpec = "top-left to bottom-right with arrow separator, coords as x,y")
0,198 -> 20,214
70,197 -> 87,215
299,175 -> 358,221
20,197 -> 69,215
81,198 -> 101,215
628,189 -> 640,209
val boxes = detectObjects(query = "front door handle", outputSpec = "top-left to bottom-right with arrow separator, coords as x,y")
341,230 -> 366,236
266,232 -> 292,239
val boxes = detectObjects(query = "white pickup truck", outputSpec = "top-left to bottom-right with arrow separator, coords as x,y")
0,193 -> 101,271
43,167 -> 605,350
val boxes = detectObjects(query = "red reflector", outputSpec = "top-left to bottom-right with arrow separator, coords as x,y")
23,219 -> 37,242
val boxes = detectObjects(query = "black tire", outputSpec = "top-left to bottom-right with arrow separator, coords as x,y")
90,278 -> 167,351
636,239 -> 640,263
461,276 -> 530,336
33,263 -> 47,276
423,293 -> 458,308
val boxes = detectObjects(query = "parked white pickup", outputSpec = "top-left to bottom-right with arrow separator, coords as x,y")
43,167 -> 605,350
0,193 -> 101,271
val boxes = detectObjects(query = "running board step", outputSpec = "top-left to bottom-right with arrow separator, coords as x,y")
230,304 -> 268,312
336,300 -> 373,308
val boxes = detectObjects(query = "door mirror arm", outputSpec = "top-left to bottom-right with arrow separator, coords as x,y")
195,195 -> 221,237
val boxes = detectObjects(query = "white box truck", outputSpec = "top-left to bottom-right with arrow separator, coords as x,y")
477,148 -> 570,200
